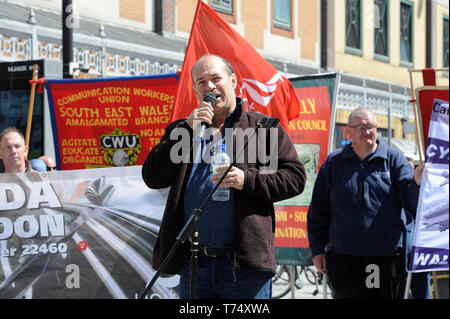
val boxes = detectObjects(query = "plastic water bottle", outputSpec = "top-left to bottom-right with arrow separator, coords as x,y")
211,143 -> 230,201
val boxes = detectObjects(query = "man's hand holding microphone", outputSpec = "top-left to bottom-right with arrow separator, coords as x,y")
186,92 -> 245,190
187,92 -> 216,135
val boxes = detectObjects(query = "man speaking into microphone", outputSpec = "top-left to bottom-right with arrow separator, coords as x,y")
142,54 -> 305,299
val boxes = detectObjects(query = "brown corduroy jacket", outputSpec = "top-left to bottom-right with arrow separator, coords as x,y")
142,99 -> 306,274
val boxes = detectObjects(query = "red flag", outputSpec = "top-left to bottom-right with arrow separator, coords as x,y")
171,1 -> 300,130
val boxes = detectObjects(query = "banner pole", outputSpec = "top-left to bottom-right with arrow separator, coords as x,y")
25,64 -> 39,151
327,71 -> 341,155
403,272 -> 412,299
431,271 -> 439,299
408,70 -> 425,165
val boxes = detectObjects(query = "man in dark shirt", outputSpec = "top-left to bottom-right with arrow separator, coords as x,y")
142,54 -> 306,298
307,107 -> 424,299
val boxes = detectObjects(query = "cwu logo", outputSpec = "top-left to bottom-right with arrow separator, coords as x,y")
99,128 -> 141,167
238,72 -> 285,111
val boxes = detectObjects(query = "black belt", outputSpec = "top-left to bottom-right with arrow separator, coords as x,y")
199,246 -> 232,258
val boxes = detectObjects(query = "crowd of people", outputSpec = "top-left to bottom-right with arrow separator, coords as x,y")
141,54 -> 428,299
1,54 -> 433,299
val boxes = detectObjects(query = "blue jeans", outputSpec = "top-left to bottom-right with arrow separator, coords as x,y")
178,254 -> 272,299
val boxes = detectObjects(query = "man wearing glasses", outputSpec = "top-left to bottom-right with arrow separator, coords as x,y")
307,107 -> 424,299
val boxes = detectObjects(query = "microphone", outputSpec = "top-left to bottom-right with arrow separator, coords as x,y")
200,92 -> 216,139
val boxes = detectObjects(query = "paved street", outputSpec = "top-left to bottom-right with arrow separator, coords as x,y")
272,266 -> 332,299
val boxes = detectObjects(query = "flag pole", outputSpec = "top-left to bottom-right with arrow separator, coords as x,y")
404,67 -> 427,298
25,64 -> 39,152
403,272 -> 412,299
431,272 -> 440,298
170,0 -> 202,123
405,68 -> 425,299
408,69 -> 425,165
408,68 -> 449,73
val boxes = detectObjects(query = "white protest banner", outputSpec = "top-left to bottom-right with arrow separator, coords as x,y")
0,166 -> 177,298
409,99 -> 449,272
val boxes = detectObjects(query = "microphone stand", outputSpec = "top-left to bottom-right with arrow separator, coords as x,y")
140,116 -> 279,299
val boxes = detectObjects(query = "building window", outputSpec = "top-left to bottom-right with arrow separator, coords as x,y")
444,16 -> 449,68
400,0 -> 413,64
273,0 -> 292,30
374,0 -> 389,59
211,0 -> 233,15
345,0 -> 362,54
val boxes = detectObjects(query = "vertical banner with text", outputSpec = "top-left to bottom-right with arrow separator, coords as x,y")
45,74 -> 178,170
274,73 -> 339,266
409,99 -> 449,273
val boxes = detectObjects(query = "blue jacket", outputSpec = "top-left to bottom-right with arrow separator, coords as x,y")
307,139 -> 420,257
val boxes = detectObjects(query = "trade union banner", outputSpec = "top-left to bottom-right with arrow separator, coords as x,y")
0,166 -> 179,299
274,73 -> 339,266
416,86 -> 449,148
409,99 -> 449,273
44,74 -> 178,170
